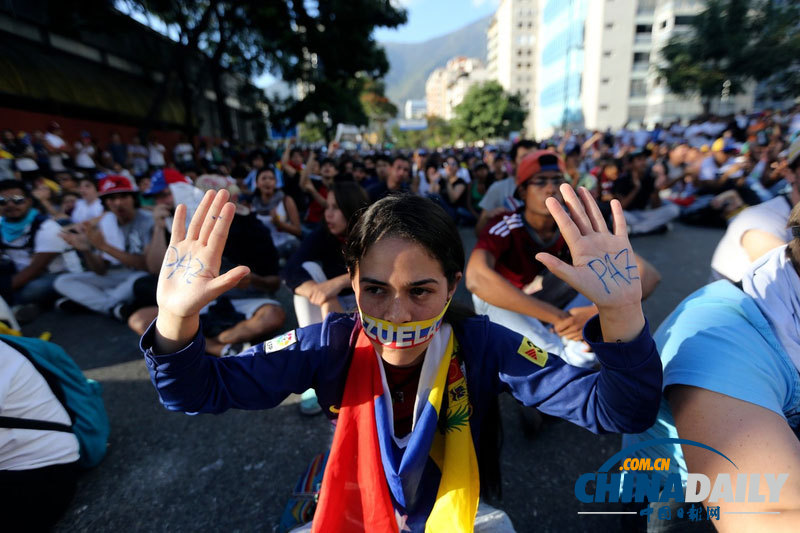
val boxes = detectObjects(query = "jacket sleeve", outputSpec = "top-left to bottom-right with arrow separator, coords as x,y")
140,314 -> 353,414
491,315 -> 663,434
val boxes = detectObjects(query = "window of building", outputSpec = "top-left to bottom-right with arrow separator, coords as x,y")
630,79 -> 647,97
605,22 -> 614,29
674,15 -> 695,26
600,104 -> 609,111
602,78 -> 610,84
526,62 -> 532,68
633,52 -> 650,63
635,24 -> 652,34
603,50 -> 612,57
517,63 -> 522,69
660,19 -> 668,29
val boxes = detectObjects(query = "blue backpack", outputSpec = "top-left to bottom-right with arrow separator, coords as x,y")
0,335 -> 109,468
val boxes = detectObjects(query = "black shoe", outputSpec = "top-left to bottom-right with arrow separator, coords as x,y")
55,297 -> 88,313
12,303 -> 40,325
111,302 -> 134,322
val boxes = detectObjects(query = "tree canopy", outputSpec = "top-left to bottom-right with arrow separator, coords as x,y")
451,81 -> 527,142
114,0 -> 406,137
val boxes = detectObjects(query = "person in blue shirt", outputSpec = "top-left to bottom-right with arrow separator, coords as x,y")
141,184 -> 662,531
623,203 -> 800,532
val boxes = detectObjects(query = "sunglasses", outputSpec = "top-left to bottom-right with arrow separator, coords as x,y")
523,177 -> 566,188
0,195 -> 26,206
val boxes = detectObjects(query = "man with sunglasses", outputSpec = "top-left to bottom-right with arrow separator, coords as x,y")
466,150 -> 660,368
0,180 -> 76,320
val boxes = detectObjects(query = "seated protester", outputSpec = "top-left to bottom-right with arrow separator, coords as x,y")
128,177 -> 285,357
710,139 -> 800,282
0,339 -> 80,531
71,176 -> 104,224
611,149 -> 680,235
59,191 -> 79,222
285,182 -> 370,328
365,155 -> 410,202
140,189 -> 662,532
352,161 -> 377,190
622,208 -> 800,530
31,180 -> 71,225
466,151 -> 660,368
428,156 -> 472,225
55,175 -> 152,320
475,139 -> 538,234
465,162 -> 493,221
299,152 -> 336,228
0,180 -> 78,317
250,166 -> 302,258
417,159 -> 440,198
54,170 -> 79,195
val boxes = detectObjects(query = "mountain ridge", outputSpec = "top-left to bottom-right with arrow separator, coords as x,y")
380,14 -> 491,109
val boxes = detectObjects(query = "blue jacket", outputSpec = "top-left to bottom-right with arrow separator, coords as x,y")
141,313 -> 663,447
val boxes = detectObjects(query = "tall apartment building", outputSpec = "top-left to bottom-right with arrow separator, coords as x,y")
486,0 -> 538,135
536,0 -> 657,138
534,0 -> 758,139
425,57 -> 488,121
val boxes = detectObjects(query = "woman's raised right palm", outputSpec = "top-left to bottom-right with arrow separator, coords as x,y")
157,190 -> 250,318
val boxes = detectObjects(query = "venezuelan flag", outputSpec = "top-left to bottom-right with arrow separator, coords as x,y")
314,324 -> 479,533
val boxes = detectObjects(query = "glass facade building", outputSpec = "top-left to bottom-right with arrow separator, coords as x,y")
537,0 -> 588,135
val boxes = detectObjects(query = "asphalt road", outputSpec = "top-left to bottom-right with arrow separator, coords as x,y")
30,221 -> 724,533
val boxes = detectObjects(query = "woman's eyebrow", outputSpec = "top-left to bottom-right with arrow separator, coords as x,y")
359,277 -> 439,287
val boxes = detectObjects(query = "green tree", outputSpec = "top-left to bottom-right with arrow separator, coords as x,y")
118,0 -> 406,138
658,0 -> 800,114
451,81 -> 527,143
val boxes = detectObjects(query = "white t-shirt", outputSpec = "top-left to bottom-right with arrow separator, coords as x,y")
71,198 -> 104,224
710,195 -> 793,282
1,217 -> 71,273
74,142 -> 96,169
44,132 -> 67,172
478,176 -> 519,212
174,143 -> 194,163
148,143 -> 166,167
0,342 -> 80,470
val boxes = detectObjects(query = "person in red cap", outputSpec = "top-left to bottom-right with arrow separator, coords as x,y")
466,150 -> 660,368
56,175 -> 154,320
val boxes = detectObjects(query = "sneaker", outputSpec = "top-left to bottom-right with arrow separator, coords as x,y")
12,303 -> 39,325
111,302 -> 134,322
299,388 -> 322,416
55,297 -> 88,313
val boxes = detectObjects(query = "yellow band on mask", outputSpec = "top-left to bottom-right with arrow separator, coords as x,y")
359,299 -> 451,349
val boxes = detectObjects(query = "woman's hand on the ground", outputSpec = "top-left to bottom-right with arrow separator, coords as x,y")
536,184 -> 644,342
156,190 -> 250,320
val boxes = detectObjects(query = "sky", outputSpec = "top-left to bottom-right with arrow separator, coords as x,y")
375,0 -> 499,44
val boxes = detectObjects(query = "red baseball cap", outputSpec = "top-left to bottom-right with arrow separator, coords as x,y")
516,150 -> 567,186
98,175 -> 136,196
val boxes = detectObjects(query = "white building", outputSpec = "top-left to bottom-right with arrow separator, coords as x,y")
425,57 -> 488,120
487,0 -> 538,135
643,0 -> 753,126
534,0 -> 758,139
404,99 -> 427,119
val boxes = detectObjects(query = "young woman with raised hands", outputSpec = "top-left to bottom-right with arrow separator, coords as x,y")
142,185 -> 662,533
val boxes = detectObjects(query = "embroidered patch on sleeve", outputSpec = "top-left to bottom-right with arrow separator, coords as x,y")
263,330 -> 297,353
517,337 -> 548,367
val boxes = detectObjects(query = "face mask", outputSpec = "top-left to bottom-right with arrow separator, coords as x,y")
358,299 -> 451,349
